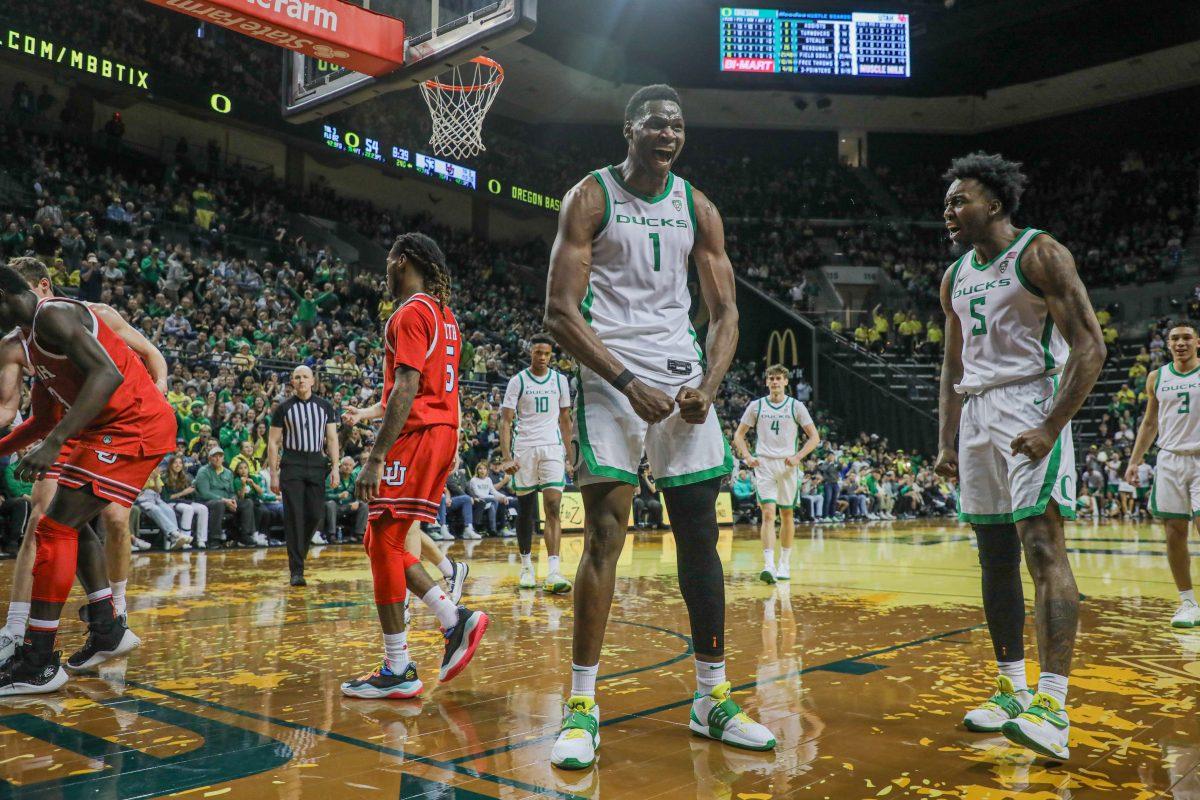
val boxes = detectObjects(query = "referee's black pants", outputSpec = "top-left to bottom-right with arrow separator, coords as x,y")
281,455 -> 327,578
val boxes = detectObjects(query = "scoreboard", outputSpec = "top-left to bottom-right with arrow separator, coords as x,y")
719,8 -> 910,78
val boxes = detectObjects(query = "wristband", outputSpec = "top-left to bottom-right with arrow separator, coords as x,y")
611,369 -> 636,392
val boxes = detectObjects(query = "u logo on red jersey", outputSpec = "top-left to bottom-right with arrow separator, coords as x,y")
382,462 -> 408,486
96,451 -> 118,464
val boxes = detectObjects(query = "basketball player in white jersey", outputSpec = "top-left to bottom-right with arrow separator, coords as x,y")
498,333 -> 573,593
544,84 -> 775,770
934,153 -> 1105,760
1124,321 -> 1200,628
733,364 -> 819,583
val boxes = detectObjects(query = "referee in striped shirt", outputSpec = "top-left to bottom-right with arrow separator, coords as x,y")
268,366 -> 340,586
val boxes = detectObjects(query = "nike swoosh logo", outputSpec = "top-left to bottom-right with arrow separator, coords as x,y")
1033,397 -> 1048,406
614,200 -> 631,205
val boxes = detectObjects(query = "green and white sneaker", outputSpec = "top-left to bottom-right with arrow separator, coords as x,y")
1171,600 -> 1200,628
776,562 -> 790,581
962,675 -> 1032,732
689,682 -> 776,751
518,566 -> 537,589
1001,692 -> 1070,760
551,696 -> 600,770
543,572 -> 572,594
758,569 -> 776,585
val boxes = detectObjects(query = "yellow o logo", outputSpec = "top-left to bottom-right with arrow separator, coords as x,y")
210,93 -> 232,114
488,179 -> 502,195
344,131 -> 360,149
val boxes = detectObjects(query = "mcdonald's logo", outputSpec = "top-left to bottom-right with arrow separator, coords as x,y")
766,329 -> 799,366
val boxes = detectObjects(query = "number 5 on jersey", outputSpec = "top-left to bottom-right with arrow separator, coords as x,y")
969,297 -> 987,336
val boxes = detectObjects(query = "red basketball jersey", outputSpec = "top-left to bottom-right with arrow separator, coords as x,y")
383,292 -> 460,433
21,298 -> 176,455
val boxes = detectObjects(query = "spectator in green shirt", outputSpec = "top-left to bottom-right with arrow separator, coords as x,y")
193,447 -> 258,547
323,456 -> 366,543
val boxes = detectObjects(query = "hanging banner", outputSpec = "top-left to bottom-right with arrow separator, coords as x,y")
142,0 -> 406,76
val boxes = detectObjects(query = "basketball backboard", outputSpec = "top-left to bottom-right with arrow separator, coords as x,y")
282,0 -> 534,122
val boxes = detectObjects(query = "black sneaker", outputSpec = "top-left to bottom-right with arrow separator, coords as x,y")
340,660 -> 424,699
447,560 -> 469,604
66,616 -> 141,673
0,646 -> 68,696
290,574 -> 307,587
439,606 -> 488,684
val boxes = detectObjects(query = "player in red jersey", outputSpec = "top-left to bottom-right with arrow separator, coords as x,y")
340,232 -> 488,700
0,260 -> 177,696
0,257 -> 171,669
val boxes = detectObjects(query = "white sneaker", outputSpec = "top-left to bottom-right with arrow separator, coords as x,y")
543,572 -> 572,594
447,560 -> 469,604
551,696 -> 600,770
519,565 -> 536,589
252,532 -> 270,547
500,527 -> 516,538
775,562 -> 790,581
462,527 -> 483,540
131,536 -> 152,551
689,681 -> 776,751
1001,693 -> 1070,760
0,629 -> 16,665
168,533 -> 193,550
1172,600 -> 1200,628
311,531 -> 328,545
438,524 -> 453,541
758,568 -> 776,585
962,675 -> 1032,732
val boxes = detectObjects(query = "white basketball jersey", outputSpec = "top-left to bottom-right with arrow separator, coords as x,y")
1155,364 -> 1200,453
584,166 -> 702,385
502,368 -> 570,448
740,396 -> 814,459
948,228 -> 1070,395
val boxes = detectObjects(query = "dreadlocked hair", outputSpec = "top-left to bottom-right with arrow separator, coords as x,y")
390,232 -> 451,305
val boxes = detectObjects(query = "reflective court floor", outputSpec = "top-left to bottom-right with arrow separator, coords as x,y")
1,520 -> 1198,799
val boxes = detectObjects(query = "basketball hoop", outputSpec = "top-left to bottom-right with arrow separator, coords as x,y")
420,56 -> 504,160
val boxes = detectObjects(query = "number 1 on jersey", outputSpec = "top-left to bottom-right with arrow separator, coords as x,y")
649,232 -> 661,272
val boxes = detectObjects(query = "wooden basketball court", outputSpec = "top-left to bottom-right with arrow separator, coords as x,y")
0,520 -> 1197,799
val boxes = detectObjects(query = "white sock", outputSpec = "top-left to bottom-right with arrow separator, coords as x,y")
383,631 -> 410,672
421,585 -> 460,629
5,602 -> 30,638
997,660 -> 1029,693
1037,672 -> 1069,706
28,617 -> 59,634
520,552 -> 532,570
548,555 -> 560,575
763,549 -> 774,571
571,662 -> 598,698
696,659 -> 726,695
436,557 -> 453,579
1182,589 -> 1197,605
779,548 -> 791,568
112,580 -> 128,616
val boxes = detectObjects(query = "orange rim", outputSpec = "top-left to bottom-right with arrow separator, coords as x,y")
423,56 -> 504,93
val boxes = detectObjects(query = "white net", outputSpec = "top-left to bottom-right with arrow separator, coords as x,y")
420,57 -> 504,160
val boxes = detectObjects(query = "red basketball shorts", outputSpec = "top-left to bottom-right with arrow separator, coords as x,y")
368,424 -> 458,523
43,440 -> 77,483
57,444 -> 168,508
